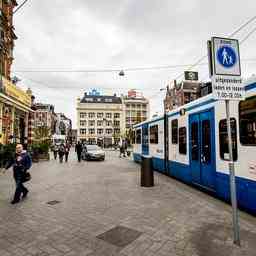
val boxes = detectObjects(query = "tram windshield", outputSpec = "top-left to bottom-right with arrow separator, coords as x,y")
239,96 -> 256,146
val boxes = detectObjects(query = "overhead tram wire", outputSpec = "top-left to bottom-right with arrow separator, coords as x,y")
13,16 -> 256,75
240,26 -> 256,44
14,63 -> 208,74
13,0 -> 30,14
172,15 -> 256,81
17,75 -> 160,92
13,59 -> 256,74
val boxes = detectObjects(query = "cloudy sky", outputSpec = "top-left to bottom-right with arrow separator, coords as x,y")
12,0 -> 256,128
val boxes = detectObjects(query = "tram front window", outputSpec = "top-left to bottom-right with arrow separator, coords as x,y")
239,96 -> 256,146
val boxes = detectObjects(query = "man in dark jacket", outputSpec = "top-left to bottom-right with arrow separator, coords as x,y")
75,141 -> 82,162
3,144 -> 32,204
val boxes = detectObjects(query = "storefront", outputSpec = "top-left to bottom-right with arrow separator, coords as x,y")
0,77 -> 32,145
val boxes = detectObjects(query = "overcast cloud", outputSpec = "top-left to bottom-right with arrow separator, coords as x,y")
12,0 -> 256,128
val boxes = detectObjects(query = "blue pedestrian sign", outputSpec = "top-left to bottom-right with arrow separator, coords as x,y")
212,37 -> 241,76
208,37 -> 244,101
217,46 -> 237,68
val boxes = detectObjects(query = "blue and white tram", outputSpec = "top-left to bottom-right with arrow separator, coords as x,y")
133,78 -> 256,214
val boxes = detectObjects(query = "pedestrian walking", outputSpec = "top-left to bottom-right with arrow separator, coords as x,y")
119,139 -> 126,158
64,143 -> 70,162
123,139 -> 128,156
75,141 -> 83,162
58,143 -> 65,163
1,144 -> 32,204
52,144 -> 58,160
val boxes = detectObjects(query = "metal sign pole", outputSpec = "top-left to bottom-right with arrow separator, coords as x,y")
225,99 -> 240,246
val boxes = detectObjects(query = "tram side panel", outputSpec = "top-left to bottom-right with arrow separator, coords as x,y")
148,119 -> 165,173
168,115 -> 191,183
215,94 -> 256,212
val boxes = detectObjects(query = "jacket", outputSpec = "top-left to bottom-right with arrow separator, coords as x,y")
75,143 -> 82,153
5,151 -> 32,179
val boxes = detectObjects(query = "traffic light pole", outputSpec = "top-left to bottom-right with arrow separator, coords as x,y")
225,99 -> 240,246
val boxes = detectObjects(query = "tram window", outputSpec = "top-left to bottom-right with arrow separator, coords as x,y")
219,118 -> 238,161
191,122 -> 199,160
172,119 -> 178,144
142,127 -> 149,145
179,127 -> 187,155
239,96 -> 256,146
136,129 -> 141,144
202,120 -> 211,163
132,130 -> 136,144
150,125 -> 158,144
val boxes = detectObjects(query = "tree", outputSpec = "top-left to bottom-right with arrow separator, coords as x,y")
33,126 -> 51,143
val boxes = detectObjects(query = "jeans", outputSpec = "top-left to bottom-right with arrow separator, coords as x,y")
77,152 -> 81,162
65,153 -> 69,162
13,172 -> 28,201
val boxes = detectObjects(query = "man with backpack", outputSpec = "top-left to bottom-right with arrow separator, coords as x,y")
1,144 -> 32,204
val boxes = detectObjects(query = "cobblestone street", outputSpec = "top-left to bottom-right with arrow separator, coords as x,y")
0,149 -> 256,256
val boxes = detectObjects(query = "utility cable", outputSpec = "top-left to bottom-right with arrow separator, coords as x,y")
13,58 -> 256,74
172,15 -> 256,81
13,0 -> 30,14
200,24 -> 256,82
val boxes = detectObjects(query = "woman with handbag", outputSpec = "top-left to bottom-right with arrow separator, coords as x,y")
1,144 -> 32,204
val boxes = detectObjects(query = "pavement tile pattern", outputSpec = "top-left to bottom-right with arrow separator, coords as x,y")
0,149 -> 256,256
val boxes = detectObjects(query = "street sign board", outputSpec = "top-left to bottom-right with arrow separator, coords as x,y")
208,36 -> 242,245
184,71 -> 198,81
209,37 -> 244,100
212,37 -> 241,76
211,75 -> 244,100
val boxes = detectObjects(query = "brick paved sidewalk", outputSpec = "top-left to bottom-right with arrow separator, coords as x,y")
0,149 -> 256,256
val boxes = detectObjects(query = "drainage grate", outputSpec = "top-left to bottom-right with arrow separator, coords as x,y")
46,200 -> 61,205
97,225 -> 142,248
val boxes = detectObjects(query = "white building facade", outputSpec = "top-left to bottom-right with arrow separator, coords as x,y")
122,91 -> 150,131
77,93 -> 125,146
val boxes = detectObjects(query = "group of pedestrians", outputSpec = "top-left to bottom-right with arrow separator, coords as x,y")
52,143 -> 71,163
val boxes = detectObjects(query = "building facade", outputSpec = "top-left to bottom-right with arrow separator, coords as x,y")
0,78 -> 32,145
34,103 -> 57,134
0,0 -> 18,80
164,81 -> 201,112
55,113 -> 72,142
122,90 -> 149,131
77,92 -> 125,146
0,1 -> 36,146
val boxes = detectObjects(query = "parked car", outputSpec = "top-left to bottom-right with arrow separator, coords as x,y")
84,145 -> 105,161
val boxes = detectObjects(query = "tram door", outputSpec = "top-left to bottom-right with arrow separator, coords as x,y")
189,109 -> 216,190
142,124 -> 149,155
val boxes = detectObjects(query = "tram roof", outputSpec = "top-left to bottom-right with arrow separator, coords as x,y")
134,77 -> 256,129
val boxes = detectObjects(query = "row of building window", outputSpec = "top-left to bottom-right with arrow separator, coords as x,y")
126,111 -> 147,116
80,120 -> 120,127
80,112 -> 120,119
80,128 -> 120,135
126,104 -> 147,109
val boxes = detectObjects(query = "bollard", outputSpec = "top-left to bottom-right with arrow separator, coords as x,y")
141,155 -> 154,187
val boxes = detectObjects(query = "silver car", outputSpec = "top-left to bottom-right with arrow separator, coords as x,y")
84,145 -> 105,161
